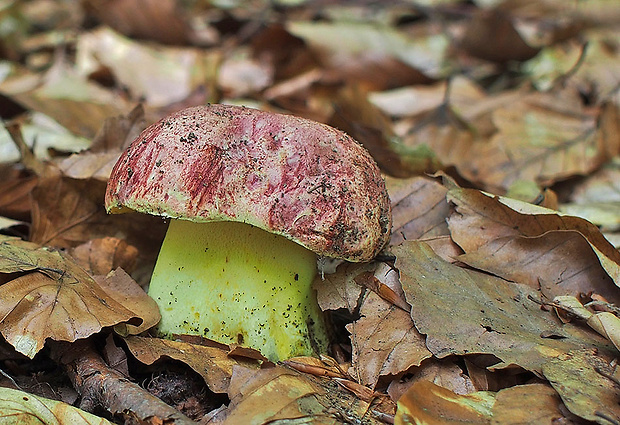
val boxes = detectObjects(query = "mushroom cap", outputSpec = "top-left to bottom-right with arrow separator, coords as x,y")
105,104 -> 392,262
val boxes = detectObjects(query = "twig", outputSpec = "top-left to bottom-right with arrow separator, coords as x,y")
50,339 -> 195,424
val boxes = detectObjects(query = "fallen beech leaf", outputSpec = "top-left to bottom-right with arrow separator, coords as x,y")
459,8 -> 540,62
347,290 -> 431,388
385,175 -> 450,246
124,336 -> 258,394
96,269 -> 160,336
69,237 -> 138,277
29,174 -> 166,285
491,383 -> 566,424
0,166 -> 36,222
0,58 -> 128,139
394,241 -> 616,374
552,295 -> 620,351
0,387 -> 113,424
562,158 -> 620,231
387,359 -> 476,402
542,349 -> 620,423
465,92 -> 619,192
314,262 -> 373,313
83,0 -> 190,45
354,271 -> 410,312
212,364 -> 394,424
447,187 -> 620,302
396,380 -> 495,424
76,27 -> 218,107
0,236 -> 140,358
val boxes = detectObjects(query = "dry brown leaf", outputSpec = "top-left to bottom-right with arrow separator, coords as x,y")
69,237 -> 138,277
314,262 -> 373,313
490,383 -> 567,424
124,336 -> 258,394
0,165 -> 37,222
57,105 -> 146,182
0,58 -> 128,139
0,236 -> 140,358
76,27 -> 219,107
387,359 -> 476,403
83,0 -> 191,45
396,380 -> 494,424
447,186 -> 620,302
552,295 -> 620,351
346,290 -> 431,389
286,20 -> 448,90
394,241 -> 616,374
385,175 -> 450,246
542,349 -> 620,423
463,91 -> 619,192
96,269 -> 159,336
210,364 -> 394,424
459,8 -> 540,63
29,174 -> 166,285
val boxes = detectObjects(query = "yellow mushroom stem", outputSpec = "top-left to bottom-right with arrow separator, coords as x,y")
148,219 -> 330,361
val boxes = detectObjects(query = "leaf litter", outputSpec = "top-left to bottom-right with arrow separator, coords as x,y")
0,0 -> 618,423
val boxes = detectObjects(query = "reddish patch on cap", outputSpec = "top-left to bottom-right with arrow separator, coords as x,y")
105,104 -> 392,261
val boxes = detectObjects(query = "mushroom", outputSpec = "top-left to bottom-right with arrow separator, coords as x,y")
105,104 -> 392,361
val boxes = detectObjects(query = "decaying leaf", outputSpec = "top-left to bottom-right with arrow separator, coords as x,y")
463,91 -> 620,192
347,290 -> 431,388
447,186 -> 620,302
124,336 -> 258,394
542,349 -> 620,423
210,364 -> 395,424
0,236 -> 141,357
314,262 -> 373,313
396,380 -> 495,424
393,241 -> 616,374
385,175 -> 450,246
97,269 -> 160,336
396,380 -> 573,425
0,387 -> 113,425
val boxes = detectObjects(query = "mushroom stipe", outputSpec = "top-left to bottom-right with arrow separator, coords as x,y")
151,220 -> 328,360
105,104 -> 392,361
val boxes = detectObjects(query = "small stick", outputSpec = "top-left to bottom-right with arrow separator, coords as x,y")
50,338 -> 194,424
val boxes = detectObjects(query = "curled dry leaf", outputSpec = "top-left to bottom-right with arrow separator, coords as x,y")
396,380 -> 495,424
211,364 -> 395,424
96,269 -> 160,336
346,290 -> 431,389
397,381 -> 569,424
447,186 -> 620,303
124,336 -> 258,394
0,236 -> 141,358
387,359 -> 476,402
552,295 -> 620,351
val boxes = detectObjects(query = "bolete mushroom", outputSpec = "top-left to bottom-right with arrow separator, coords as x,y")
105,104 -> 391,361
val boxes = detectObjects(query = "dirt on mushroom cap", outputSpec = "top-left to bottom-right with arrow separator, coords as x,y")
105,104 -> 392,262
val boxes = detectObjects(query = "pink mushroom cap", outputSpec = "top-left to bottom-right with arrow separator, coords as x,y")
105,104 -> 392,262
